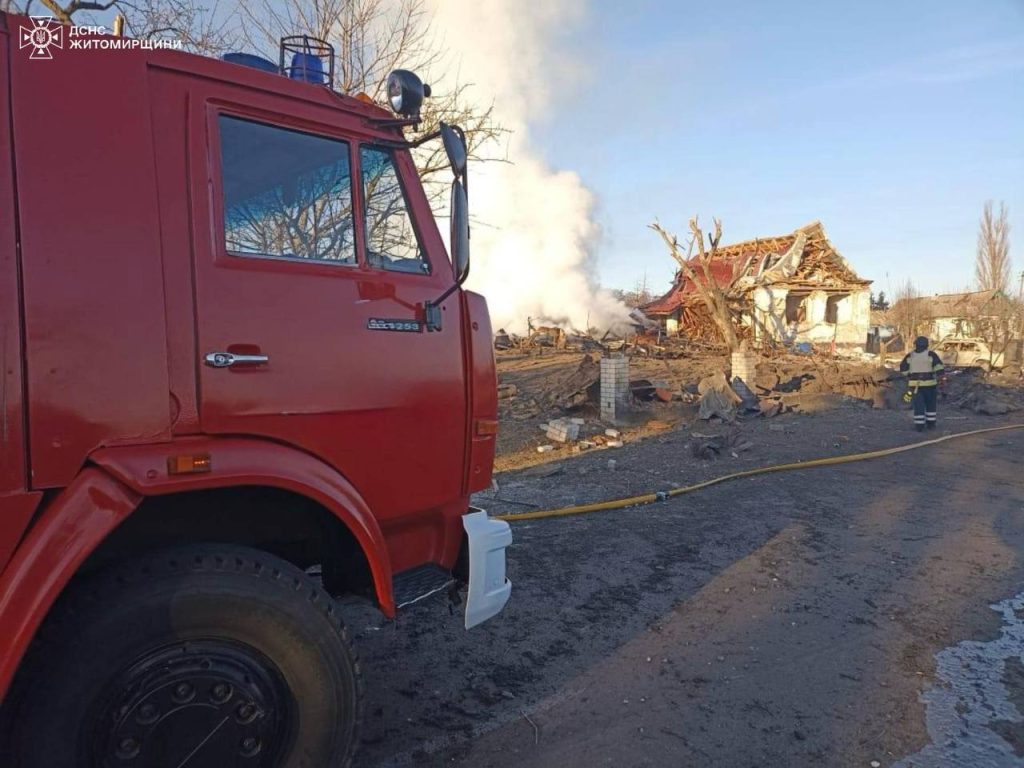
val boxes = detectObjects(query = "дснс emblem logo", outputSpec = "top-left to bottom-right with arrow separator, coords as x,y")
20,16 -> 63,60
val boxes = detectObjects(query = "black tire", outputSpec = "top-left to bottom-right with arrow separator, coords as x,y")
1,544 -> 363,767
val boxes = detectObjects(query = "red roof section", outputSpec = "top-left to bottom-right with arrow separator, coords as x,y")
642,260 -> 738,314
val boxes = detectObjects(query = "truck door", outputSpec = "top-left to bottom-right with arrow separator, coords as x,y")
0,29 -> 25,498
0,26 -> 43,569
186,88 -> 467,534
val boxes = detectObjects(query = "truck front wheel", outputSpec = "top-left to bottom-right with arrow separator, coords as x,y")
2,544 -> 363,767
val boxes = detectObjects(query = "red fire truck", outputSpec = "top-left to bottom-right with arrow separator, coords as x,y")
0,12 -> 511,766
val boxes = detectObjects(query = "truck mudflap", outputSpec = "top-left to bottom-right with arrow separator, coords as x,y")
462,507 -> 512,629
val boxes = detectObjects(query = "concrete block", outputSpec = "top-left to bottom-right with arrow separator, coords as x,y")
546,422 -> 579,442
601,356 -> 630,423
730,351 -> 759,385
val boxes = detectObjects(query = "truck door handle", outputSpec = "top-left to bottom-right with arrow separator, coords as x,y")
204,351 -> 269,368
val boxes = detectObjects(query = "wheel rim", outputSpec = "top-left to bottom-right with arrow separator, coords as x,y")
90,639 -> 296,767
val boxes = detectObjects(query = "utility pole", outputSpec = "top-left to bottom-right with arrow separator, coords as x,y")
1016,271 -> 1024,369
1018,268 -> 1023,332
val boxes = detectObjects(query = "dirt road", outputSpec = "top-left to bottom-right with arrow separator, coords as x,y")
352,414 -> 1024,767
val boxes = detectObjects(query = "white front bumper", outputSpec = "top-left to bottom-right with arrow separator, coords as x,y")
462,508 -> 512,629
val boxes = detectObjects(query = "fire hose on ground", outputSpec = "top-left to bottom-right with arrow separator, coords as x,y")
493,423 -> 1024,523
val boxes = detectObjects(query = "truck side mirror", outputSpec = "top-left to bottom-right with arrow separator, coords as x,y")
451,178 -> 469,283
421,124 -> 470,332
440,122 -> 467,177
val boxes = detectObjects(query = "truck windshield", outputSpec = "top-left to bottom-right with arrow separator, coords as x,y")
360,147 -> 429,275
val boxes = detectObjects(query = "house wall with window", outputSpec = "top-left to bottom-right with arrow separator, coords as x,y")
752,287 -> 870,347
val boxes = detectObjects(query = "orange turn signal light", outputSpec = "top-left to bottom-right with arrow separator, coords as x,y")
167,454 -> 212,475
475,419 -> 499,437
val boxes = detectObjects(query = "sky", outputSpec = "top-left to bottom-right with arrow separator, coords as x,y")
65,0 -> 1023,313
531,0 -> 1024,300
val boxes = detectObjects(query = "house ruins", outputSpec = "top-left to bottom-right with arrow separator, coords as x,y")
643,221 -> 872,349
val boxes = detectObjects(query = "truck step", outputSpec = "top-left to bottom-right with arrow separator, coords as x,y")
393,564 -> 456,610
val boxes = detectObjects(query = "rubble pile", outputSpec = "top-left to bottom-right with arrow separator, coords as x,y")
499,351 -> 907,431
689,430 -> 754,460
494,327 -> 626,355
555,355 -> 601,410
696,371 -> 743,423
493,345 -> 1023,464
750,356 -> 898,414
630,333 -> 729,360
534,421 -> 626,454
944,368 -> 1024,416
495,355 -> 602,422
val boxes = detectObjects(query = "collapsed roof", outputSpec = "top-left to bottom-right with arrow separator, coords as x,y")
644,221 -> 870,317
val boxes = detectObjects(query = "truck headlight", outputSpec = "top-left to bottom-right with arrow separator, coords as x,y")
387,69 -> 431,119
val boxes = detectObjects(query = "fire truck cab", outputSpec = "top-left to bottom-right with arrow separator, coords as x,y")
0,13 -> 510,766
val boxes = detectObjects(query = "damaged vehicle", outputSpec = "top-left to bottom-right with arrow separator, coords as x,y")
934,337 -> 1005,371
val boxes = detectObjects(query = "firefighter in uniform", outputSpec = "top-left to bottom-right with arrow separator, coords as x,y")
899,336 -> 945,431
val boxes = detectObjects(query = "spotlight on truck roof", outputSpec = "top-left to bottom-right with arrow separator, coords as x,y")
387,70 -> 431,119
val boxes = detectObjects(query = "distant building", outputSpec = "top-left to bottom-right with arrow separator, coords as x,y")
889,289 -> 1017,341
643,221 -> 872,349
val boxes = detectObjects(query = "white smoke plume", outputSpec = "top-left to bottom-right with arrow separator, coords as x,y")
423,0 -> 630,335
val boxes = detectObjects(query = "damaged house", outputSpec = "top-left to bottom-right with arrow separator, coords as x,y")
643,221 -> 872,349
889,289 -> 1019,341
888,289 -> 1022,365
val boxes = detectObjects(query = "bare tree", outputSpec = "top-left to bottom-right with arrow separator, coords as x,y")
650,217 -> 746,351
612,274 -> 652,308
975,200 -> 1012,294
892,278 -> 922,344
14,0 -> 501,194
19,0 -> 115,25
240,0 -> 503,197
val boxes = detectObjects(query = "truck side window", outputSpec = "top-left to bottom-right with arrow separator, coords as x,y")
219,115 -> 356,264
360,147 -> 429,274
